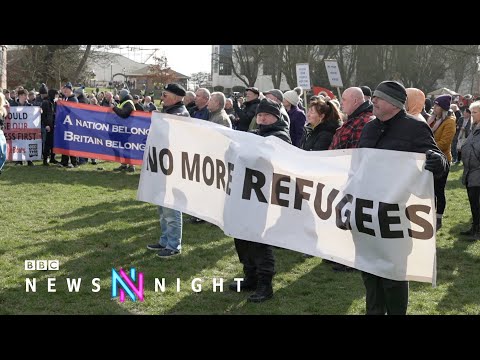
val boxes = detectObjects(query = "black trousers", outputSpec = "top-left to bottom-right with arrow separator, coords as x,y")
234,238 -> 275,278
434,166 -> 450,215
361,272 -> 408,315
467,186 -> 480,227
43,131 -> 54,160
61,154 -> 77,166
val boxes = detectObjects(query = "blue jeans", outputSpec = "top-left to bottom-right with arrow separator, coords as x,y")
158,206 -> 182,251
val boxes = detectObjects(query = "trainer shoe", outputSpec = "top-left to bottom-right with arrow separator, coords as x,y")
156,249 -> 180,258
147,243 -> 166,251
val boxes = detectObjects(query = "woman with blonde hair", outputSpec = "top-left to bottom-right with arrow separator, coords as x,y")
427,94 -> 456,230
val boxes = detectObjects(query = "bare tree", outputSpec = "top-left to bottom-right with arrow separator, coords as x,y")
282,45 -> 332,89
442,45 -> 479,92
230,45 -> 263,87
262,45 -> 285,89
7,45 -> 117,89
73,45 -> 92,83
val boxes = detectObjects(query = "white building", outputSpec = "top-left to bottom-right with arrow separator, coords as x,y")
211,45 -> 291,94
88,52 -> 147,86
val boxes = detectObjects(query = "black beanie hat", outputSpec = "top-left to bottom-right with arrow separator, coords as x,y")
360,85 -> 372,97
47,89 -> 58,99
39,83 -> 48,95
373,81 -> 407,109
164,83 -> 186,97
256,98 -> 281,120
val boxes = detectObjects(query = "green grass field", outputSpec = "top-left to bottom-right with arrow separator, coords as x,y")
0,160 -> 479,315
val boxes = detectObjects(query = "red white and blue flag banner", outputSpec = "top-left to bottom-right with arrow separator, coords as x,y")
54,101 -> 151,165
4,106 -> 42,161
138,113 -> 437,284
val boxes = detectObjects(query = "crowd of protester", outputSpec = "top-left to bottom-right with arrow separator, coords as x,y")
2,78 -> 480,315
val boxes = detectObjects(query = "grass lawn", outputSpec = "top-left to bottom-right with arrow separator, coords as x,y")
0,160 -> 479,315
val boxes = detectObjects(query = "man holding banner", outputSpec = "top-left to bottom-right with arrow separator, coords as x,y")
112,89 -> 136,172
229,98 -> 292,303
358,80 -> 448,315
146,83 -> 190,258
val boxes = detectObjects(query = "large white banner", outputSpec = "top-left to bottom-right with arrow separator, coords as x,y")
4,106 -> 42,161
137,113 -> 437,283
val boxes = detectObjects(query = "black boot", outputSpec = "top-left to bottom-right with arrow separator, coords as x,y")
460,224 -> 476,236
470,224 -> 480,241
229,275 -> 257,292
247,275 -> 273,303
436,217 -> 442,231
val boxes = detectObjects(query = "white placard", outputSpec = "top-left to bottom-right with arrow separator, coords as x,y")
324,59 -> 344,87
296,63 -> 311,90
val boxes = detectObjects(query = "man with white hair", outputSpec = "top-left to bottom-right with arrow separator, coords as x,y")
207,92 -> 232,128
184,91 -> 196,116
143,96 -> 157,112
192,88 -> 210,120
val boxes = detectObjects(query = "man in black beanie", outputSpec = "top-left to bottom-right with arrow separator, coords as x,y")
357,80 -> 448,315
228,98 -> 291,303
360,85 -> 372,101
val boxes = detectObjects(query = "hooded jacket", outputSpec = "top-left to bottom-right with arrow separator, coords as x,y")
405,88 -> 426,121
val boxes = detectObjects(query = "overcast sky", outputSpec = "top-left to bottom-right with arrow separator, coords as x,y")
109,45 -> 212,76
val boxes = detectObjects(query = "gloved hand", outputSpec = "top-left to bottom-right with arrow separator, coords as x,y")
425,149 -> 446,177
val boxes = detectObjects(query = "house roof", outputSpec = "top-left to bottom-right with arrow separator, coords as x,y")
127,65 -> 189,79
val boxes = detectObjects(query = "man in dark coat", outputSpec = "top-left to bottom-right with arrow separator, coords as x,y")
358,80 -> 448,315
233,87 -> 260,132
229,98 -> 291,303
146,83 -> 189,258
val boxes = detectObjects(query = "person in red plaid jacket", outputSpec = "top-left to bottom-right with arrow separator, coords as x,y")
327,86 -> 374,272
329,87 -> 374,150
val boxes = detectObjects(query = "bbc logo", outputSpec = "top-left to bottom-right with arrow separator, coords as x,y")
25,260 -> 60,271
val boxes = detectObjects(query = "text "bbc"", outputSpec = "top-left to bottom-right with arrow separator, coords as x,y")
25,260 -> 59,271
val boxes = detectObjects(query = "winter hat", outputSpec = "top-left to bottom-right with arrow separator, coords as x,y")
372,80 -> 407,109
245,87 -> 260,95
39,83 -> 48,95
360,85 -> 372,97
119,89 -> 130,100
63,82 -> 73,90
434,94 -> 452,111
263,89 -> 284,102
294,86 -> 303,96
256,98 -> 281,120
284,90 -> 300,106
164,83 -> 186,97
74,86 -> 85,96
47,89 -> 59,99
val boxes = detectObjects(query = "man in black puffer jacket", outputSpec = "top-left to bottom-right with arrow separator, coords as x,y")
229,98 -> 291,303
358,80 -> 448,315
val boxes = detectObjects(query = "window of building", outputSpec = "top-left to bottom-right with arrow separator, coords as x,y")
219,45 -> 232,76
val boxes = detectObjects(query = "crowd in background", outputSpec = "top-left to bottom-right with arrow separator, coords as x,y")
1,79 -> 480,315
